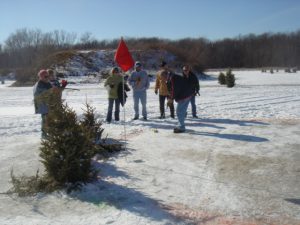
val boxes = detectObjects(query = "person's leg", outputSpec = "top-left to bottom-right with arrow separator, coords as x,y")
114,98 -> 120,121
159,95 -> 165,118
133,92 -> 139,119
176,98 -> 190,131
140,91 -> 147,119
190,95 -> 197,117
167,97 -> 175,118
41,114 -> 48,138
106,98 -> 114,122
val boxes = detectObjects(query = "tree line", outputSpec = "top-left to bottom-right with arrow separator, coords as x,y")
0,28 -> 299,76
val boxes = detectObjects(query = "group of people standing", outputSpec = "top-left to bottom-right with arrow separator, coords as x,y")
104,61 -> 200,133
33,61 -> 200,138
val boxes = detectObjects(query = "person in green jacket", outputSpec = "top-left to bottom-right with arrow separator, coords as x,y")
104,67 -> 124,123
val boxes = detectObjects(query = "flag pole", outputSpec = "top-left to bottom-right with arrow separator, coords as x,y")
114,37 -> 134,152
121,36 -> 127,152
122,69 -> 127,152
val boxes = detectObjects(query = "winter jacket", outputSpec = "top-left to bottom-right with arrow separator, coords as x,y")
118,82 -> 131,106
155,69 -> 170,96
168,72 -> 199,102
104,74 -> 123,99
128,70 -> 150,92
33,80 -> 53,114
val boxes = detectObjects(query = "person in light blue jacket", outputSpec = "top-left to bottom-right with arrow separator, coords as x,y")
128,61 -> 150,120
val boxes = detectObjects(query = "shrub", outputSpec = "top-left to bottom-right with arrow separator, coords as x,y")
13,67 -> 37,86
285,68 -> 291,73
39,99 -> 98,187
8,97 -> 122,196
218,72 -> 226,85
225,69 -> 235,88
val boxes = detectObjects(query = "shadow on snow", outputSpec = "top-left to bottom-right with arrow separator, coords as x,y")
125,117 -> 269,142
70,161 -> 183,224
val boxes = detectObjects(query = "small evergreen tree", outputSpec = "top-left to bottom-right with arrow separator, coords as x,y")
218,72 -> 226,85
39,98 -> 98,188
8,94 -> 123,196
81,102 -> 104,145
225,69 -> 235,88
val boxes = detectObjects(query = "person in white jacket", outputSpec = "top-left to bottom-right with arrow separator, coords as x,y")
128,61 -> 150,120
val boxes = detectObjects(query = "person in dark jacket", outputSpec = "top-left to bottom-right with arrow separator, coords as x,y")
33,69 -> 58,138
168,65 -> 198,133
186,67 -> 200,118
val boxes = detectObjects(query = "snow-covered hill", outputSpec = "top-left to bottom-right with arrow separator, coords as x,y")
54,49 -> 177,78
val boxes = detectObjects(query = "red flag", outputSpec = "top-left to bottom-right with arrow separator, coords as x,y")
114,38 -> 134,72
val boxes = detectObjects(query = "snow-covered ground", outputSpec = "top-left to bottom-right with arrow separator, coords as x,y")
0,70 -> 299,225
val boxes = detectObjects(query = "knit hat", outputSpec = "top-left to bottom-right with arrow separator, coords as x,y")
111,67 -> 119,74
38,69 -> 48,78
135,61 -> 142,68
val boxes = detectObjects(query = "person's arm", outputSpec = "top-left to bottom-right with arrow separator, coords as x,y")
193,73 -> 200,95
104,77 -> 110,87
166,74 -> 174,99
104,76 -> 115,88
128,73 -> 135,87
154,73 -> 160,94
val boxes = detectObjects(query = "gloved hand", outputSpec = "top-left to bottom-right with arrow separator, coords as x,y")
155,90 -> 158,95
167,98 -> 173,108
61,80 -> 68,88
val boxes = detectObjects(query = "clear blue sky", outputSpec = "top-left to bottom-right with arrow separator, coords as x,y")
1,0 -> 300,45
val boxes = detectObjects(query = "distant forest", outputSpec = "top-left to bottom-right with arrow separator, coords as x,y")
0,28 -> 299,76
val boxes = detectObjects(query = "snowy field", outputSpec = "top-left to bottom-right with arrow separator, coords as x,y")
0,70 -> 300,225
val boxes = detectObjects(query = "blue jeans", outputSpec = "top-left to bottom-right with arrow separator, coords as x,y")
106,98 -> 120,122
133,91 -> 147,118
176,97 -> 191,130
190,95 -> 197,117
